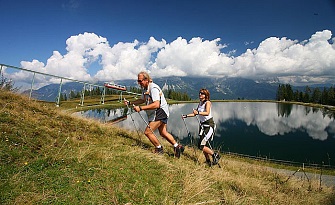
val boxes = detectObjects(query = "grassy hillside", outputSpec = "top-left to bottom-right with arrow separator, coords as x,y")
0,90 -> 334,205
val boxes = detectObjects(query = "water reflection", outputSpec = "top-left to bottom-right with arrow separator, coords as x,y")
214,102 -> 335,141
75,102 -> 335,165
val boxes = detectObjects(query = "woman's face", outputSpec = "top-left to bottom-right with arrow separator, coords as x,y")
199,91 -> 206,101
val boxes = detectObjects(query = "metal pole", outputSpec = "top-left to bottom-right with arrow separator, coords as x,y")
195,113 -> 221,167
80,83 -> 86,106
124,99 -> 143,146
56,78 -> 63,107
29,72 -> 36,100
182,115 -> 200,164
0,65 -> 3,88
119,91 -> 123,102
134,104 -> 162,144
101,87 -> 105,104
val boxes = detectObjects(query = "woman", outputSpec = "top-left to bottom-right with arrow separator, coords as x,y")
182,88 -> 220,166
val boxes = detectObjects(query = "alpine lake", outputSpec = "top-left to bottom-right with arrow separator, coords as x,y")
75,102 -> 335,168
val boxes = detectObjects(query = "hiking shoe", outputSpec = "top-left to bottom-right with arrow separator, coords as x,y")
154,147 -> 164,155
206,159 -> 212,167
212,152 -> 220,165
174,144 -> 185,158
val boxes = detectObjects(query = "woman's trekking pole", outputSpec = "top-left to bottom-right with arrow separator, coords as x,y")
124,98 -> 143,146
194,112 -> 214,150
181,115 -> 192,143
194,110 -> 221,168
181,115 -> 200,164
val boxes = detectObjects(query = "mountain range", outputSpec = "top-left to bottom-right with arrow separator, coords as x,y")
26,77 -> 281,102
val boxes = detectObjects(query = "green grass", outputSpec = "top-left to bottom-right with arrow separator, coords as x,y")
1,90 -> 335,205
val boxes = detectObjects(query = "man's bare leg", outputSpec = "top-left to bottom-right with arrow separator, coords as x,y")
144,121 -> 162,147
158,123 -> 176,145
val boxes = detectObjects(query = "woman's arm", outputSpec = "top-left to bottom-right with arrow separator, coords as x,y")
198,101 -> 211,116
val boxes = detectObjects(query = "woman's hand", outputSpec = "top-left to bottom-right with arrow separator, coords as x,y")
192,109 -> 199,115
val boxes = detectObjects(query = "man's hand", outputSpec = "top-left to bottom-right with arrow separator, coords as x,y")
124,98 -> 130,106
133,105 -> 142,112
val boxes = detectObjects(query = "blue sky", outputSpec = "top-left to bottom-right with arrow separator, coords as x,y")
1,0 -> 334,87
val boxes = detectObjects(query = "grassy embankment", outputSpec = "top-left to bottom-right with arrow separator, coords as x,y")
1,90 -> 335,205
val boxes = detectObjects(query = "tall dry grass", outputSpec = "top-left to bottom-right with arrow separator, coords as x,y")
0,90 -> 334,205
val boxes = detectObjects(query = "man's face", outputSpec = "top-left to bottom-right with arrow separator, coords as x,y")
137,74 -> 149,88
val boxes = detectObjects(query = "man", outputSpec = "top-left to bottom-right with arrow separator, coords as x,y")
126,71 -> 184,158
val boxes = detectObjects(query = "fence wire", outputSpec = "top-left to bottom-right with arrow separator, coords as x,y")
0,63 -> 139,107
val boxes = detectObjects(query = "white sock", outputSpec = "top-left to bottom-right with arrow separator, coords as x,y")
173,143 -> 178,147
156,145 -> 162,148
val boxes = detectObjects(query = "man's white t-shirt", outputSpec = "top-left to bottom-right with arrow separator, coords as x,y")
141,82 -> 169,122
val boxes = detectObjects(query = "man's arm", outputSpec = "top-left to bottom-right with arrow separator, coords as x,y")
131,98 -> 145,105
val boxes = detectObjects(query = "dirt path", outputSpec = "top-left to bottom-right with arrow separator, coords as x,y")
267,167 -> 335,188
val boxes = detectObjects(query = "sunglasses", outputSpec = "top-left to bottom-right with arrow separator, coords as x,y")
137,79 -> 145,83
199,92 -> 206,95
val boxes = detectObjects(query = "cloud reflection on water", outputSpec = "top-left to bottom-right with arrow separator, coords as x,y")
76,102 -> 335,142
167,102 -> 335,141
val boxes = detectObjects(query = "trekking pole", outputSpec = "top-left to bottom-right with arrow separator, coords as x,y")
134,104 -> 162,145
124,98 -> 143,146
181,115 -> 200,164
181,115 -> 192,141
194,112 -> 214,150
194,110 -> 221,168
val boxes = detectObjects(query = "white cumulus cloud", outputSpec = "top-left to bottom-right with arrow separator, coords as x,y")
11,29 -> 335,87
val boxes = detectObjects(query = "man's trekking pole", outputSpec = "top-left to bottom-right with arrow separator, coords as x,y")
134,104 -> 162,145
124,98 -> 143,146
181,115 -> 200,164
